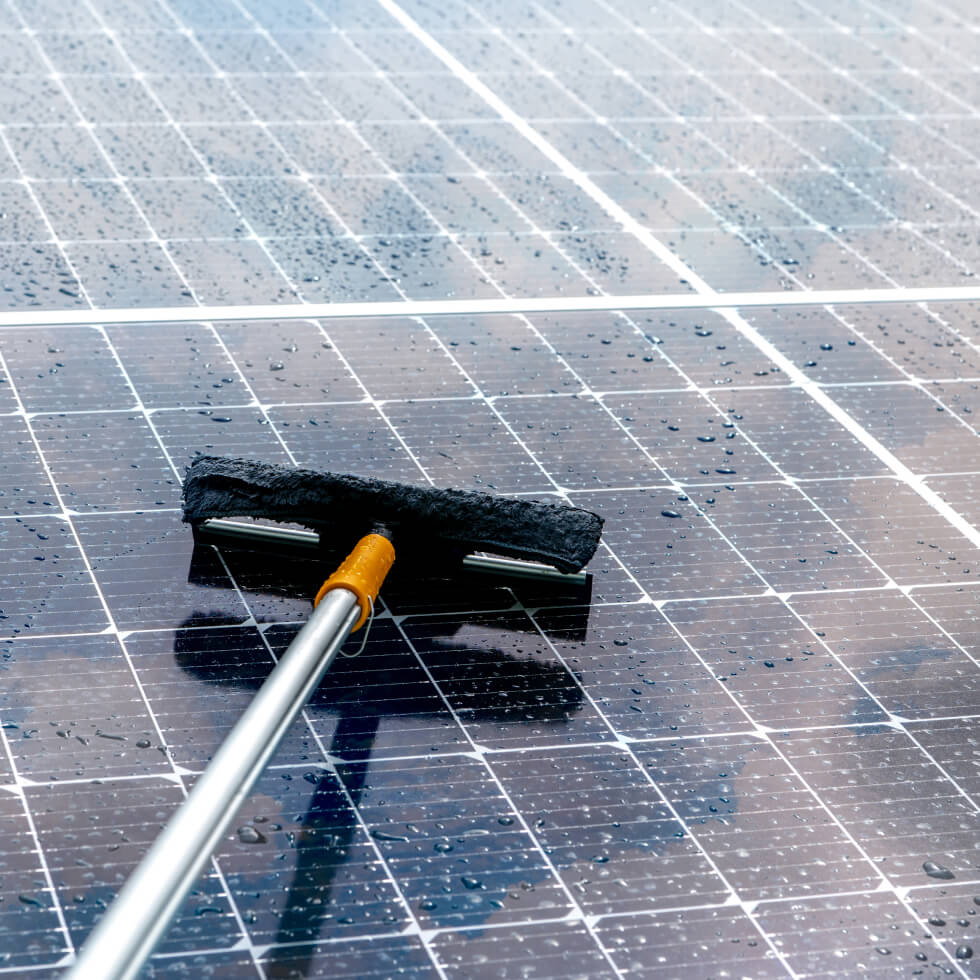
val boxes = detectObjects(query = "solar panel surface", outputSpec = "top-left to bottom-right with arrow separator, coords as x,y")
1,0 -> 979,977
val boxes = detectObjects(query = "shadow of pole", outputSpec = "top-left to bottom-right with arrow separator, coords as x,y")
262,715 -> 379,979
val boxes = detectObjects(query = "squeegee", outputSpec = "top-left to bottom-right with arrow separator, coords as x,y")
66,456 -> 603,980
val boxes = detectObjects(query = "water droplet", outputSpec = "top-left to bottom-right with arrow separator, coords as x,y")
956,946 -> 973,960
928,916 -> 946,926
661,509 -> 682,519
372,829 -> 410,843
269,361 -> 285,371
135,738 -> 151,749
498,816 -> 514,826
237,826 -> 266,845
923,860 -> 955,880
461,876 -> 484,890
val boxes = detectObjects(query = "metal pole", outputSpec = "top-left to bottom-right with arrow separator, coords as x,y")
65,588 -> 361,980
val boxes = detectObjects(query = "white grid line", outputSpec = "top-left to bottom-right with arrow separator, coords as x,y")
4,708 -> 980,782
0,110 -> 977,125
0,218 -> 978,238
0,284 -> 979,330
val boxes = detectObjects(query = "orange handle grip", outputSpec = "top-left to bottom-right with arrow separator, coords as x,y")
314,533 -> 395,631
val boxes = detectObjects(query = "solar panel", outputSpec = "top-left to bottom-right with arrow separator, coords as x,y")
1,0 -> 979,976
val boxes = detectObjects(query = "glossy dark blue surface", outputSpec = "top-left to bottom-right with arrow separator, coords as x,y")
1,0 -> 980,977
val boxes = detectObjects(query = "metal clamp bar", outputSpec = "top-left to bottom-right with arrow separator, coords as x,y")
194,517 -> 321,551
194,518 -> 590,586
460,553 -> 588,587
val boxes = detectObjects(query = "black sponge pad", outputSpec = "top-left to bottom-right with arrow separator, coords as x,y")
182,455 -> 603,574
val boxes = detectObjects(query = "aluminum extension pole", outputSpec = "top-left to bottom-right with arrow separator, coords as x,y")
65,588 -> 362,980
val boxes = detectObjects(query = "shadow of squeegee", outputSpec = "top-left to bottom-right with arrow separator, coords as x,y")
174,608 -> 586,974
171,535 -> 592,970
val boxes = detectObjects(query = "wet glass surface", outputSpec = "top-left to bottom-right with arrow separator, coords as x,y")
1,0 -> 980,978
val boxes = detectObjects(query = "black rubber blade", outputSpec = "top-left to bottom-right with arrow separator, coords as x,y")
182,456 -> 603,574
